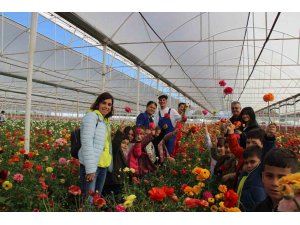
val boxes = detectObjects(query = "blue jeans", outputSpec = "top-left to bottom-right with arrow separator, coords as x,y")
80,164 -> 108,196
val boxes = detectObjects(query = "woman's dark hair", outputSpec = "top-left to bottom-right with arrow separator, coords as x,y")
262,148 -> 298,173
90,92 -> 114,118
240,107 -> 256,122
146,101 -> 157,108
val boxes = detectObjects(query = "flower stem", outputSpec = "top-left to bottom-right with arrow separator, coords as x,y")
293,197 -> 300,211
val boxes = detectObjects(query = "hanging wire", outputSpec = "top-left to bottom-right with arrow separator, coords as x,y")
238,12 -> 281,101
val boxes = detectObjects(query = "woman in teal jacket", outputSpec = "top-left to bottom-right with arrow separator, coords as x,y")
79,92 -> 114,197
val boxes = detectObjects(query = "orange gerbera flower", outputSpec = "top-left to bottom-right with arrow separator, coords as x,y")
263,93 -> 275,102
218,184 -> 227,193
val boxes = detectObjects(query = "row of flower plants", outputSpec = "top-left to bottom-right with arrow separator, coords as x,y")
0,119 -> 299,211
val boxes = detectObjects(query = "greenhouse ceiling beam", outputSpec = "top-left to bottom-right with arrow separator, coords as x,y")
0,96 -> 87,108
5,35 -> 300,56
56,12 -> 206,110
0,71 -> 144,107
255,93 -> 300,113
0,87 -> 91,104
14,78 -> 297,82
0,95 -> 132,111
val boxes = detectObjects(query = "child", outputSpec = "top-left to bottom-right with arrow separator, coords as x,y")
102,136 -> 130,197
213,137 -> 237,188
255,148 -> 299,212
236,146 -> 266,212
128,126 -> 156,177
226,123 -> 277,189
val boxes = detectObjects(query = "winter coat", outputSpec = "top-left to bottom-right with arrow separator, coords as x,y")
254,196 -> 278,212
78,111 -> 113,174
237,164 -> 266,212
128,134 -> 154,176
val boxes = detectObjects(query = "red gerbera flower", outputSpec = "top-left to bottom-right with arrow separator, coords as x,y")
124,106 -> 132,113
202,110 -> 208,115
162,186 -> 175,197
224,189 -> 239,208
68,185 -> 82,196
19,148 -> 26,154
219,80 -> 227,87
223,87 -> 233,95
93,193 -> 106,208
148,187 -> 167,201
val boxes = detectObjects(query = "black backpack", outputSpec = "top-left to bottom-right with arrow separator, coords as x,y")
70,114 -> 100,159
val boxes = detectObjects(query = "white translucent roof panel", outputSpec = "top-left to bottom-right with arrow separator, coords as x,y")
71,12 -> 300,112
1,14 -> 183,115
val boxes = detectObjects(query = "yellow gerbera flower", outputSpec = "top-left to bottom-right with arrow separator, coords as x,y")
46,167 -> 53,173
197,182 -> 205,188
215,193 -> 224,200
208,198 -> 215,203
2,180 -> 13,190
123,200 -> 133,208
124,194 -> 136,202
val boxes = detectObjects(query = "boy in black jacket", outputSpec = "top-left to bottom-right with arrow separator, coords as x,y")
255,148 -> 298,212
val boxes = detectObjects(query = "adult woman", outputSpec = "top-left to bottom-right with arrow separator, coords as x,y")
79,92 -> 114,196
136,101 -> 157,128
239,107 -> 259,148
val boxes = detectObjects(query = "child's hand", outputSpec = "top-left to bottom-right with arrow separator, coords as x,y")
225,121 -> 234,134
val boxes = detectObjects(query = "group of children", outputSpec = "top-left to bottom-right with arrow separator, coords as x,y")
206,118 -> 298,212
102,121 -> 176,197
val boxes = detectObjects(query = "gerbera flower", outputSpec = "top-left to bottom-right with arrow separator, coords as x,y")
218,184 -> 227,193
68,185 -> 81,196
124,106 -> 132,113
13,173 -> 24,183
2,180 -> 13,190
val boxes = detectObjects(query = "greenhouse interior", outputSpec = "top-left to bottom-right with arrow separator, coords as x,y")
0,12 -> 299,213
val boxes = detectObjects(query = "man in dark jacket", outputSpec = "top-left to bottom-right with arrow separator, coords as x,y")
229,101 -> 241,124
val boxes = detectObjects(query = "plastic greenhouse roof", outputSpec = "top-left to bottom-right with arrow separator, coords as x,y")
1,12 -> 300,115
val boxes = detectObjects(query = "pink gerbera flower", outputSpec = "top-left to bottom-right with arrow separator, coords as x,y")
202,191 -> 213,201
58,157 -> 67,165
13,173 -> 24,183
